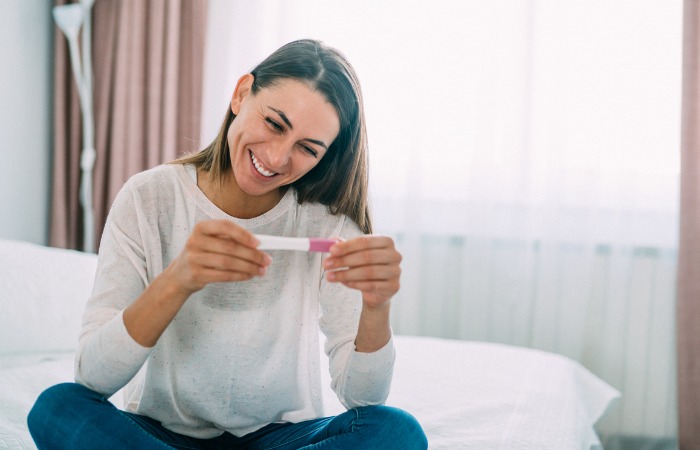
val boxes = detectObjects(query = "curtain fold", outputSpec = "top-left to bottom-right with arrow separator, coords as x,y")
678,1 -> 700,448
50,0 -> 208,251
50,0 -> 83,250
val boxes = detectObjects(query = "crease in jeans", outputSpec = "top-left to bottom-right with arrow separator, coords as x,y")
120,413 -> 195,450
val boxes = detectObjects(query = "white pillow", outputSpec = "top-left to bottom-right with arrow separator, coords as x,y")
0,239 -> 97,355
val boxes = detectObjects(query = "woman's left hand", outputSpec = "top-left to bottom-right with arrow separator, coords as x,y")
323,236 -> 402,309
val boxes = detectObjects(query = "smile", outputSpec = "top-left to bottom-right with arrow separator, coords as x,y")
249,150 -> 277,177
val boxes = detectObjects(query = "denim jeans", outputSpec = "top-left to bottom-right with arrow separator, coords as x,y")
28,383 -> 428,450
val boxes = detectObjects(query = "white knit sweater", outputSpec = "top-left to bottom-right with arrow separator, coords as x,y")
74,163 -> 395,438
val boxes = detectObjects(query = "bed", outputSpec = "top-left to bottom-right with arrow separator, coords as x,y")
0,239 -> 619,449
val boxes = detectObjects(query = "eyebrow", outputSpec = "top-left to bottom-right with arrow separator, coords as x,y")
304,138 -> 328,151
268,106 -> 329,151
269,107 -> 293,129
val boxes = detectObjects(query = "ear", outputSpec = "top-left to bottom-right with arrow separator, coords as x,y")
230,74 -> 255,115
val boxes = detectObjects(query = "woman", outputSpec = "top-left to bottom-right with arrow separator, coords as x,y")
28,39 -> 427,449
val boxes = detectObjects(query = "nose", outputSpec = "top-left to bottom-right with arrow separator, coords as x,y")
264,138 -> 293,171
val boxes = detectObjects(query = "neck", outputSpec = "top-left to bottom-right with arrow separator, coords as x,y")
198,169 -> 284,219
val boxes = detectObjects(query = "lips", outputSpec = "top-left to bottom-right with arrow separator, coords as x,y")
249,150 -> 277,177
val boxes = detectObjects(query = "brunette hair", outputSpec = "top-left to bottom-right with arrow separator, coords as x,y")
176,39 -> 372,234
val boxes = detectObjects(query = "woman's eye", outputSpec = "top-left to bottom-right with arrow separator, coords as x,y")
265,118 -> 283,131
301,145 -> 318,158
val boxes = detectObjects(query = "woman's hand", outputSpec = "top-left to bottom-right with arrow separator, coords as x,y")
323,235 -> 402,309
124,220 -> 269,347
165,220 -> 271,295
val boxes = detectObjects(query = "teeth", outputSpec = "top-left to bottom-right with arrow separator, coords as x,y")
250,151 -> 276,177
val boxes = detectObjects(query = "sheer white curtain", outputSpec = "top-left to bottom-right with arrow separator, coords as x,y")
202,1 -> 681,446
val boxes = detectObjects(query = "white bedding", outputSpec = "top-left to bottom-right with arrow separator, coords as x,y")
0,337 -> 618,450
0,239 -> 619,449
0,354 -> 77,450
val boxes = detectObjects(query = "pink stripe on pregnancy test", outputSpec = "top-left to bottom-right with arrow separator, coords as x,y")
255,235 -> 340,253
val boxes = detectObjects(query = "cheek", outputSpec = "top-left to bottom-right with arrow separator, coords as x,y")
226,124 -> 250,159
225,124 -> 238,151
228,120 -> 270,151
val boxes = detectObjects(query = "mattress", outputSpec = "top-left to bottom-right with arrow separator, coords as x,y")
0,335 -> 618,450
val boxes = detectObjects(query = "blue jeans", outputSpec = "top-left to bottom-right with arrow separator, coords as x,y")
28,383 -> 427,450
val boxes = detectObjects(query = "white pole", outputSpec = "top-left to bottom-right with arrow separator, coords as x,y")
79,0 -> 96,253
53,3 -> 96,253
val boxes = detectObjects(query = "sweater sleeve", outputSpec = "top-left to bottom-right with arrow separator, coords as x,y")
318,218 -> 396,409
74,177 -> 154,396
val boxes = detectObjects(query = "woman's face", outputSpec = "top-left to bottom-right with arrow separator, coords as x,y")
227,75 -> 340,200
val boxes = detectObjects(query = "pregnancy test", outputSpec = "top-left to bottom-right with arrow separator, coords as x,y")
255,234 -> 339,253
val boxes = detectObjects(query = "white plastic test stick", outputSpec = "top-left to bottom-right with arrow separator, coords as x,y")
254,235 -> 338,253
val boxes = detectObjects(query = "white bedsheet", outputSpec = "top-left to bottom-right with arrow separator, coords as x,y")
0,336 -> 618,450
352,336 -> 617,449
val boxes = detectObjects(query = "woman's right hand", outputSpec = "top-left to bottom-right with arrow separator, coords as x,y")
165,220 -> 271,295
125,220 -> 268,347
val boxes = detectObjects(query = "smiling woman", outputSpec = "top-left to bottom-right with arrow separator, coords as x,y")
184,40 -> 372,234
26,39 -> 427,450
208,76 -> 339,217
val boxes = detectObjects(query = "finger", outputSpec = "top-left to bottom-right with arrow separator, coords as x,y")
326,265 -> 400,283
191,252 -> 267,277
329,235 -> 394,257
194,220 -> 259,248
196,267 -> 259,283
189,221 -> 270,268
323,248 -> 400,271
341,279 -> 398,293
340,280 -> 400,306
191,234 -> 271,268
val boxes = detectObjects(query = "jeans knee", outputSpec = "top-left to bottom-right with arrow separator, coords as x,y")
30,384 -> 75,424
28,383 -> 99,439
360,405 -> 428,449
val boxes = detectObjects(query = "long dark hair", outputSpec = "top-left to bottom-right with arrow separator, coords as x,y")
176,39 -> 372,234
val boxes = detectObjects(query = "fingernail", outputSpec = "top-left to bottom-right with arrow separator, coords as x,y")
264,254 -> 273,265
259,266 -> 266,276
323,259 -> 332,269
327,272 -> 336,281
